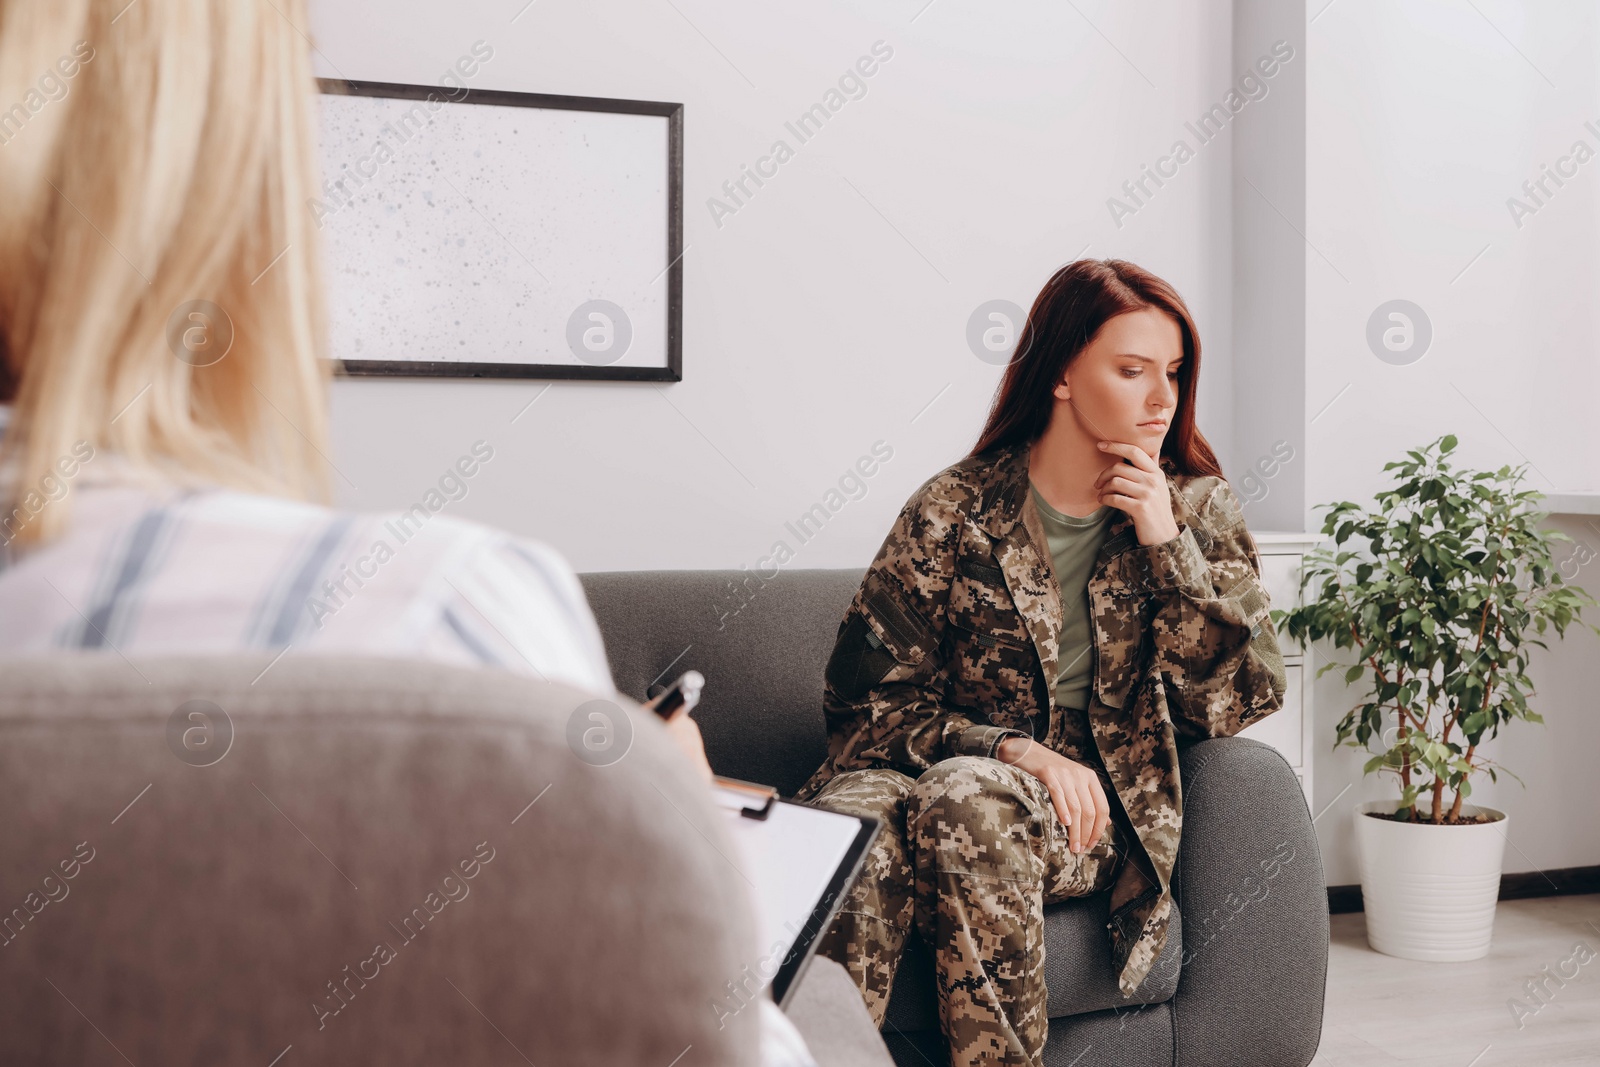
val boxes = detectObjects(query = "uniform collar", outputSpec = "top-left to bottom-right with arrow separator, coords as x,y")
969,443 -> 1031,538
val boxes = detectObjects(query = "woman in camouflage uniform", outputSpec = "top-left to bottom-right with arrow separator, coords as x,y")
794,259 -> 1287,1067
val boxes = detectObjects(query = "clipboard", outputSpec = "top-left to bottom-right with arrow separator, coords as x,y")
646,669 -> 876,1006
714,792 -> 879,1009
710,775 -> 778,819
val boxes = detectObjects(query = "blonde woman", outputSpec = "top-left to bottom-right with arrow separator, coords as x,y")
0,2 -> 806,1064
0,1 -> 616,684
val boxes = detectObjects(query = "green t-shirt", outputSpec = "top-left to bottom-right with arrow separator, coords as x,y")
1028,481 -> 1115,715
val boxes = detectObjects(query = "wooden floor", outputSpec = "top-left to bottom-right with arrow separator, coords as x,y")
1310,893 -> 1600,1066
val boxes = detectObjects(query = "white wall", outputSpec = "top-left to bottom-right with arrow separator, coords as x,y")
1305,1 -> 1600,885
308,0 -> 1240,573
307,0 -> 1600,886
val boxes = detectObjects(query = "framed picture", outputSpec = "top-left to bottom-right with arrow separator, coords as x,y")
314,79 -> 683,381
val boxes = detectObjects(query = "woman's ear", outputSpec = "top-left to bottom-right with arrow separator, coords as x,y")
1052,374 -> 1071,402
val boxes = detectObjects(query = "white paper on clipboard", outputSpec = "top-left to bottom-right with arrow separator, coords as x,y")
717,799 -> 862,968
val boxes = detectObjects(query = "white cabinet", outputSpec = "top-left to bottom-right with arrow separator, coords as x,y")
1237,532 -> 1324,808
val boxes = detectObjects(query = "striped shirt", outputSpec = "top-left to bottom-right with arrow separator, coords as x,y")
0,404 -> 614,695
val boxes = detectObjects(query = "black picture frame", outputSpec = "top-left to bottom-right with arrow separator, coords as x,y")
316,78 -> 684,382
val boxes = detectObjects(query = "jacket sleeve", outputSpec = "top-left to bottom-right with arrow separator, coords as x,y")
1113,479 -> 1286,742
820,482 -> 1031,776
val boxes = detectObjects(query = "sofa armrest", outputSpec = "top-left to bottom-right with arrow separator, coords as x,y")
1169,737 -> 1328,1067
786,956 -> 897,1067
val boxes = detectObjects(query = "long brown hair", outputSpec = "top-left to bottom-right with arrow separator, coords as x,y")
970,258 -> 1223,478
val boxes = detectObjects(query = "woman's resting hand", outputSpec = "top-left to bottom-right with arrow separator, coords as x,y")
995,736 -> 1111,855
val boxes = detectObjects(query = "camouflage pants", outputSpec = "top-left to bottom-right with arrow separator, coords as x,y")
808,756 -> 1125,1067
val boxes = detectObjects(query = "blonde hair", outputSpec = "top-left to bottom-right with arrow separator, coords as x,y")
0,0 -> 331,547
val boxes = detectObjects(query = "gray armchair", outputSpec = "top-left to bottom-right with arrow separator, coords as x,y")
581,568 -> 1329,1067
0,652 -> 765,1065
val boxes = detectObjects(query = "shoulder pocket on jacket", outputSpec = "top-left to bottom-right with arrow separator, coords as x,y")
826,614 -> 901,701
825,570 -> 939,701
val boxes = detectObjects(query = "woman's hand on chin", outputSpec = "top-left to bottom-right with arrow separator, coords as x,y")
1094,441 -> 1180,546
995,736 -> 1111,855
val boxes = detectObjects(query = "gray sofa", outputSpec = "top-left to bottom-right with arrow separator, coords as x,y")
581,568 -> 1330,1067
0,565 -> 1326,1067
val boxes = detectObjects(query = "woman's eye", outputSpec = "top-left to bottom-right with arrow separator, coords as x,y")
1121,368 -> 1140,378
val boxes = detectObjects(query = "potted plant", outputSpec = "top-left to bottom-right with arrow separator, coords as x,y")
1275,434 -> 1597,961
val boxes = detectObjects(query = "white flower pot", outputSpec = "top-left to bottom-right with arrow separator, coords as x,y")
1352,798 -> 1509,961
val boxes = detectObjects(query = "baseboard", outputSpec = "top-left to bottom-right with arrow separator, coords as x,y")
1328,864 -> 1600,914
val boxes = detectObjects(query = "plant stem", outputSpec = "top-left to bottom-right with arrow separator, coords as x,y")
1344,617 -> 1420,794
1448,743 -> 1476,820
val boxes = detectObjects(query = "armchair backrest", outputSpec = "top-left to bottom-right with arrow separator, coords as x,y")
0,652 -> 758,1066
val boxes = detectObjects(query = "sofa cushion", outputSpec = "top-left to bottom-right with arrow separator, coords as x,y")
882,892 -> 1184,1032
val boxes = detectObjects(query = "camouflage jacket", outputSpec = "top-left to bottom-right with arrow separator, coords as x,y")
793,442 -> 1287,996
